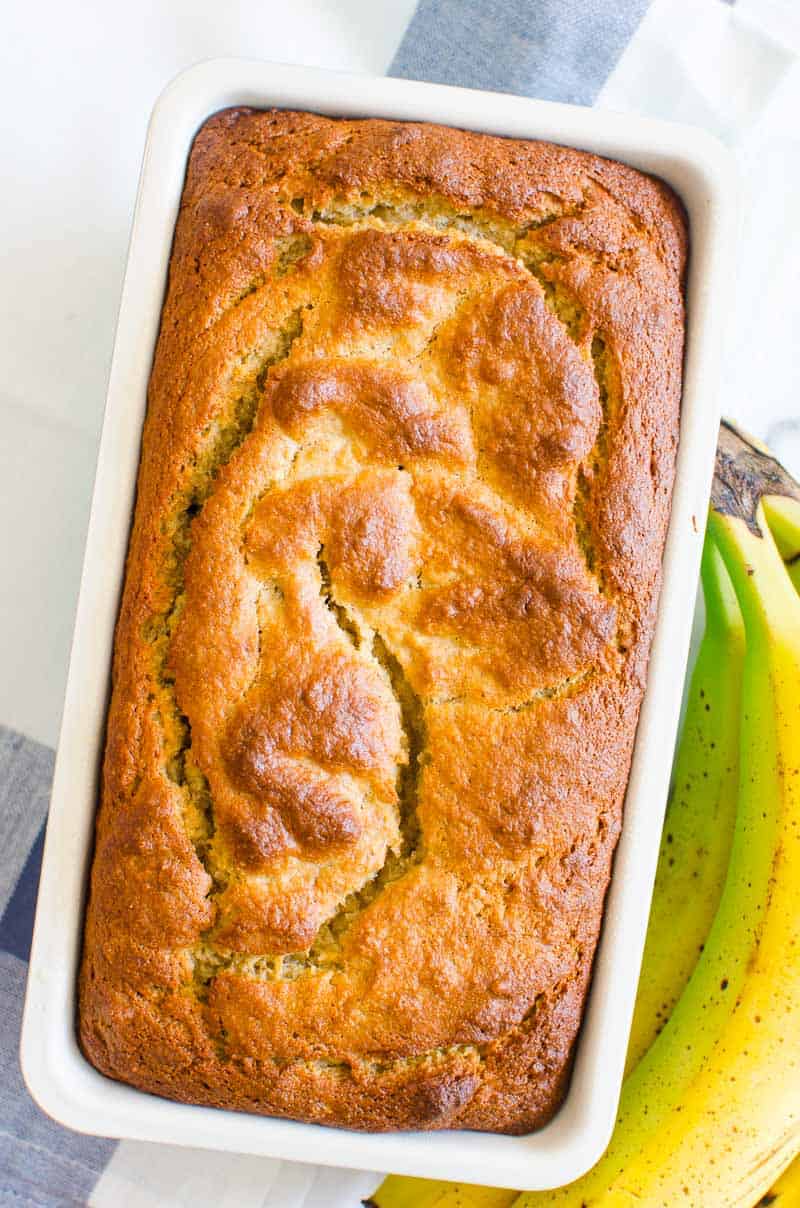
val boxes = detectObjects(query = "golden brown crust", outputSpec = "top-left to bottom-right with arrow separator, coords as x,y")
78,108 -> 687,1134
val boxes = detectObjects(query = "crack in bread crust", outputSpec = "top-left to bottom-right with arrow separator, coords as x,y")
79,108 -> 687,1135
172,214 -> 610,977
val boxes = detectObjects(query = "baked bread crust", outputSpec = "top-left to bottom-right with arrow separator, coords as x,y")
78,108 -> 687,1134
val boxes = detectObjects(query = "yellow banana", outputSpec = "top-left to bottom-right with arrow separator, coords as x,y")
366,1179 -> 516,1208
759,1149 -> 800,1204
365,1177 -> 456,1208
625,534 -> 743,1072
729,432 -> 800,1208
751,452 -> 800,1208
758,462 -> 800,1208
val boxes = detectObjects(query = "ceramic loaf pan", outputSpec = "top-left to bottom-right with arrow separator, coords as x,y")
21,58 -> 736,1190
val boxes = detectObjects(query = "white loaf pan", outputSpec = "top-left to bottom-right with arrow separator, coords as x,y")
21,58 -> 737,1190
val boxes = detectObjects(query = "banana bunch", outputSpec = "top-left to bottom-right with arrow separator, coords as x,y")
369,422 -> 800,1208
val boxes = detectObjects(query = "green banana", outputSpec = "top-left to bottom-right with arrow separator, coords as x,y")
763,494 -> 800,593
625,534 -> 744,1073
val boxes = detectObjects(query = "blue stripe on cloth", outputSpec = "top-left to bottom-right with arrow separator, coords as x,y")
0,823 -> 45,963
389,0 -> 652,105
0,732 -> 115,1205
0,726 -> 54,917
0,951 -> 116,1207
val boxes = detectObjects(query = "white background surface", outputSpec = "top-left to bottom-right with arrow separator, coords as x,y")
1,0 -> 417,748
1,1 -> 799,1204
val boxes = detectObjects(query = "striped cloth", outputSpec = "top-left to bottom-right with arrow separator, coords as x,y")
2,0 -> 799,1203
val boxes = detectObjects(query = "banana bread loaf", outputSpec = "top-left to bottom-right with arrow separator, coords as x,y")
78,107 -> 687,1134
